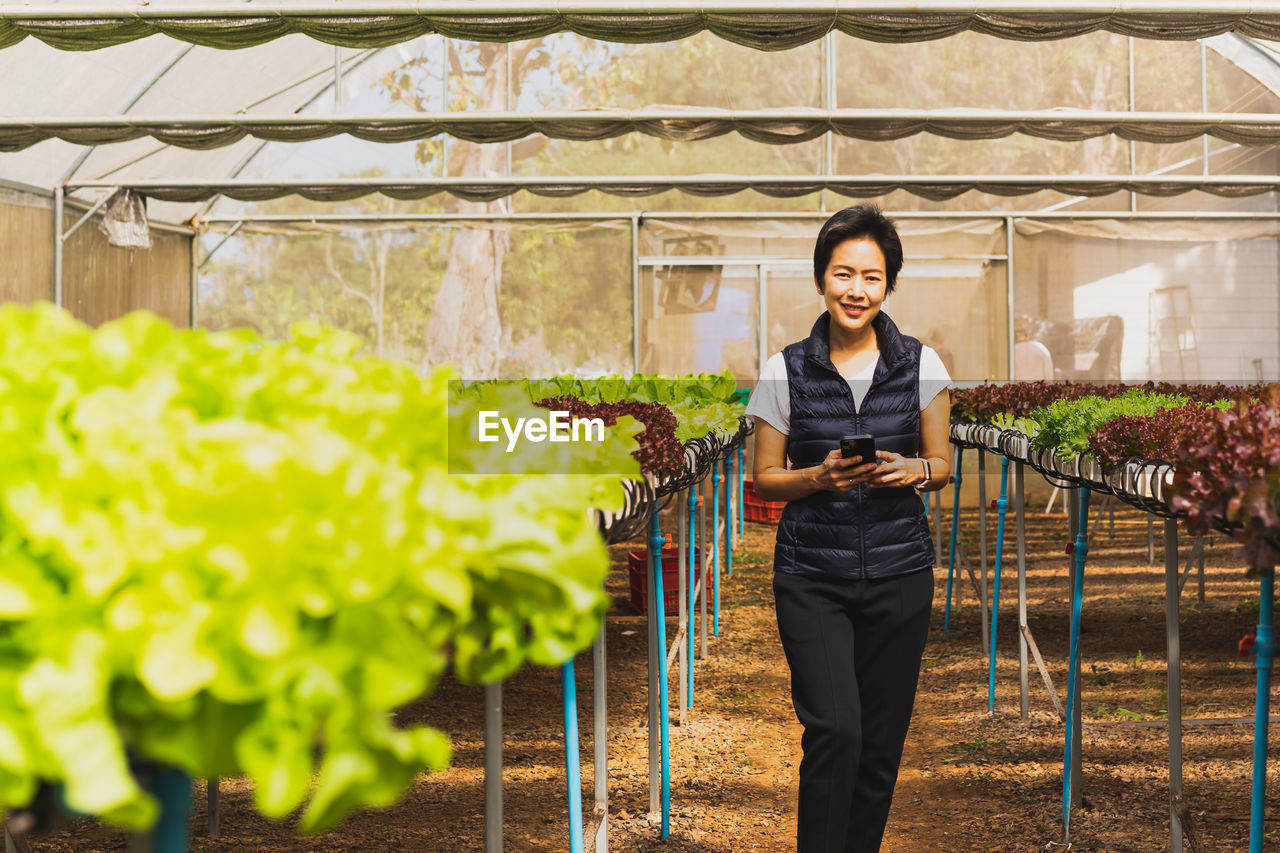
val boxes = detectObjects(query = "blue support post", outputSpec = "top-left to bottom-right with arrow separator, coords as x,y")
649,511 -> 670,838
987,456 -> 1010,713
724,455 -> 733,577
561,661 -> 584,853
687,487 -> 697,706
1062,488 -> 1091,841
712,464 -> 722,636
128,766 -> 192,853
1250,569 -> 1275,853
945,444 -> 963,632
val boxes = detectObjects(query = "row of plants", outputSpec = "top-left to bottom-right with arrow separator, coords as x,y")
951,381 -> 1280,574
0,305 -> 745,837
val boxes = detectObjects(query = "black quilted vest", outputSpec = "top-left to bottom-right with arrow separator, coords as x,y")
774,311 -> 935,580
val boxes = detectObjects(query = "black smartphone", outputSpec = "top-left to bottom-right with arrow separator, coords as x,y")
840,434 -> 876,464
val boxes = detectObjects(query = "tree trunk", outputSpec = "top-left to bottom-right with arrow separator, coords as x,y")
421,45 -> 511,378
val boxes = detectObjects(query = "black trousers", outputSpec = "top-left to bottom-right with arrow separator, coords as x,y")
773,568 -> 934,853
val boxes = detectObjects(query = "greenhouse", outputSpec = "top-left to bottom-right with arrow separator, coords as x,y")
2,3 -> 1280,853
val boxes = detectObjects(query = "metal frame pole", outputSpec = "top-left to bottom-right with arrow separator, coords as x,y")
631,215 -> 641,374
979,449 -> 989,655
1016,460 -> 1029,722
188,231 -> 198,328
987,456 -> 1009,713
738,443 -> 746,541
687,486 -> 698,704
592,627 -> 609,853
1128,36 -> 1138,213
699,478 -> 708,660
724,455 -> 734,577
1006,215 -> 1016,379
484,682 -> 503,853
712,462 -> 722,636
945,444 -> 963,631
646,513 -> 660,816
1163,518 -> 1183,853
52,185 -> 64,308
677,487 -> 689,720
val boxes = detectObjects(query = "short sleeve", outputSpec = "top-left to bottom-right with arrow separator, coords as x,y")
745,352 -> 790,435
919,345 -> 952,410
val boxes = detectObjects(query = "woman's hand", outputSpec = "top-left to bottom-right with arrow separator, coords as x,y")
808,449 -> 880,492
865,450 -> 926,489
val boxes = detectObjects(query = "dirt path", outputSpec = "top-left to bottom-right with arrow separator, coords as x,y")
23,502 -> 1280,852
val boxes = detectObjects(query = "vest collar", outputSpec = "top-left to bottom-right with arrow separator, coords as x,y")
802,310 -> 910,372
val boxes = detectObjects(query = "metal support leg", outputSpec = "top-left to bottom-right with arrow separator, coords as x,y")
592,628 -> 609,853
1016,461 -> 1029,722
127,766 -> 192,853
712,464 -> 722,636
687,487 -> 697,705
485,682 -> 503,853
1148,514 -> 1156,566
206,779 -> 218,838
677,488 -> 688,721
945,444 -> 963,631
562,662 -> 584,853
1250,569 -> 1274,853
1163,519 -> 1183,853
979,449 -> 989,656
699,480 -> 708,661
724,456 -> 733,578
738,444 -> 746,541
1062,488 -> 1091,842
933,481 -> 944,564
988,456 -> 1009,714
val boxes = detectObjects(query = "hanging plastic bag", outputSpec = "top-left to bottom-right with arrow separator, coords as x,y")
98,188 -> 151,249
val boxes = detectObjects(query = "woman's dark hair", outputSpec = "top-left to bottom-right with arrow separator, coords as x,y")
813,205 -> 903,294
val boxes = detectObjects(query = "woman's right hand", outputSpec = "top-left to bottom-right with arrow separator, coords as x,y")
808,449 -> 880,492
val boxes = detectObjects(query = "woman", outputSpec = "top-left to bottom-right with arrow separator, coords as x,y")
746,206 -> 952,853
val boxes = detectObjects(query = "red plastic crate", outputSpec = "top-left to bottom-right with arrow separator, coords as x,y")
743,478 -> 786,525
628,546 -> 702,616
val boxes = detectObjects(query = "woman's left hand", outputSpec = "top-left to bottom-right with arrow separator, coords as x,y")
866,450 -> 925,489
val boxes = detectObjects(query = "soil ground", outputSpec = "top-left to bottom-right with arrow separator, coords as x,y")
20,500 -> 1280,852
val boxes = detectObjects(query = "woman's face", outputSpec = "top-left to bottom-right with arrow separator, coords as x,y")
819,237 -> 887,338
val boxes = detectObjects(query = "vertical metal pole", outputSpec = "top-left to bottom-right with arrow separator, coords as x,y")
1062,488 -> 1090,841
988,457 -> 1009,714
677,486 -> 688,721
1201,39 -> 1210,175
592,628 -> 609,853
127,766 -> 192,853
737,443 -> 746,542
1163,519 -> 1183,853
820,31 -> 835,212
1016,461 -> 1029,722
1249,569 -> 1274,853
699,477 -> 708,660
648,511 -> 670,839
206,779 -> 219,838
725,455 -> 733,577
945,444 -> 963,631
646,514 -> 659,815
484,682 -> 503,853
1148,514 -> 1156,565
631,216 -> 641,374
933,479 -> 943,564
1197,547 -> 1206,604
562,661 -> 584,853
757,265 -> 768,379
440,38 -> 449,177
4,826 -> 15,853
333,47 -> 343,111
1006,216 -> 1016,379
1128,36 -> 1138,213
712,462 -> 722,636
687,486 -> 698,703
53,185 -> 64,308
979,449 -> 989,656
188,231 -> 198,329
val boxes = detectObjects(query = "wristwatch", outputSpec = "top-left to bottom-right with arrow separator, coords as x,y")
914,458 -> 932,491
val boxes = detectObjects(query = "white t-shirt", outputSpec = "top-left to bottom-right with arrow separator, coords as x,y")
745,345 -> 952,436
